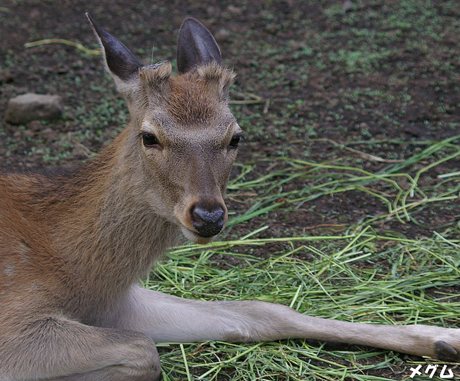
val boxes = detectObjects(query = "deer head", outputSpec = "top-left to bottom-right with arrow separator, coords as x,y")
87,14 -> 241,244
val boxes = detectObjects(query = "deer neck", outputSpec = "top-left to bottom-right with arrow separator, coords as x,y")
36,128 -> 181,299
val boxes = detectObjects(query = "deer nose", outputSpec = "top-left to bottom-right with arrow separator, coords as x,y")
190,201 -> 226,237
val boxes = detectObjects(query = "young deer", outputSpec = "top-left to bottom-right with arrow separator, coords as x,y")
0,14 -> 459,381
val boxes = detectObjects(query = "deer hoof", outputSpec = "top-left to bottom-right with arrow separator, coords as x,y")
434,340 -> 459,361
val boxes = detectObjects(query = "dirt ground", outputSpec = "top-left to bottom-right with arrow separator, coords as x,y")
1,0 -> 460,379
1,1 -> 459,237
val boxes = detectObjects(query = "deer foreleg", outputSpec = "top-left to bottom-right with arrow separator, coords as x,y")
0,315 -> 161,381
106,286 -> 460,362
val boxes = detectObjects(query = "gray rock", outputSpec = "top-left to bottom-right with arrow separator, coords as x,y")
214,28 -> 231,43
5,93 -> 63,125
342,0 -> 353,12
226,5 -> 243,15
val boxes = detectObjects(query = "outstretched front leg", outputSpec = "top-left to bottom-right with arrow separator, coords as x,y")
105,285 -> 460,362
0,315 -> 161,381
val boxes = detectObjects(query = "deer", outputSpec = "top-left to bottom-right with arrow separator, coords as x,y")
0,13 -> 459,381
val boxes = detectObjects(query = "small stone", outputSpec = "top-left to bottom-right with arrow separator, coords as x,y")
342,0 -> 353,12
226,5 -> 243,15
214,28 -> 231,42
5,93 -> 63,125
206,6 -> 218,17
0,70 -> 14,84
28,120 -> 44,132
41,127 -> 59,142
23,130 -> 34,138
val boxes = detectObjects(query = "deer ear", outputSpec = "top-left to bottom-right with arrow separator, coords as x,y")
177,17 -> 222,74
86,13 -> 142,83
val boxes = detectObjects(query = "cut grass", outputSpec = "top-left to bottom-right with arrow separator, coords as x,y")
146,137 -> 460,380
152,232 -> 460,380
2,1 -> 459,379
227,136 -> 460,232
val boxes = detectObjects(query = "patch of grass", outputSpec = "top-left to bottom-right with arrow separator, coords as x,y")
225,136 -> 460,231
2,1 -> 460,379
151,228 -> 460,380
146,136 -> 460,380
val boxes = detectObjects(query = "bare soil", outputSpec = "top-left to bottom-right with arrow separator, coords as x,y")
1,0 -> 460,379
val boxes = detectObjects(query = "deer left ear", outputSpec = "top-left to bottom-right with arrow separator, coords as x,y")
86,13 -> 142,83
177,17 -> 222,74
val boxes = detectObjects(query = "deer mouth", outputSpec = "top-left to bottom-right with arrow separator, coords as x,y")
180,226 -> 216,245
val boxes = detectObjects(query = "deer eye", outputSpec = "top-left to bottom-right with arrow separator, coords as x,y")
229,134 -> 242,149
142,133 -> 161,148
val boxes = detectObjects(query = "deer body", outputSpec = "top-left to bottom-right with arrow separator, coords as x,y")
0,15 -> 459,381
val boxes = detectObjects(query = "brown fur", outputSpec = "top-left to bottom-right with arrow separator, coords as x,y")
166,66 -> 236,126
1,15 -> 459,381
0,28 -> 240,377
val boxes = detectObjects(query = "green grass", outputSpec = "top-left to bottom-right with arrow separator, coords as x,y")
2,0 -> 459,379
225,136 -> 460,230
146,137 -> 460,380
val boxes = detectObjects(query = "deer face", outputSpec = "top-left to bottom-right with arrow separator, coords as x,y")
137,65 -> 241,243
88,15 -> 240,243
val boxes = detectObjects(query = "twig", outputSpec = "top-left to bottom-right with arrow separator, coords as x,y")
307,138 -> 404,163
263,99 -> 270,114
229,91 -> 264,105
24,39 -> 100,56
70,137 -> 95,158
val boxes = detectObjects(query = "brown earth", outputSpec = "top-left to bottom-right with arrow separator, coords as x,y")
1,0 -> 460,379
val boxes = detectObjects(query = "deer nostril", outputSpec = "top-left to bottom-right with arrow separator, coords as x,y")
190,202 -> 226,237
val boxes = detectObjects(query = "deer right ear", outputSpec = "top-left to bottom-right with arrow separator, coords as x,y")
177,17 -> 222,74
86,13 -> 142,86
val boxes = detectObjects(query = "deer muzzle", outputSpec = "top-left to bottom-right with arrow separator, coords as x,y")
190,201 -> 226,238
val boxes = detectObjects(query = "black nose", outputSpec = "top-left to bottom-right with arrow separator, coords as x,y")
190,202 -> 226,237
